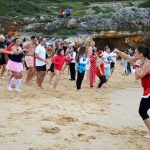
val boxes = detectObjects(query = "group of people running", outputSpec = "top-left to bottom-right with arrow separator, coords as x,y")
0,34 -> 150,139
0,35 -> 117,92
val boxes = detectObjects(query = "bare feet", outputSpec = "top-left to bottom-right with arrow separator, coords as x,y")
37,86 -> 43,90
25,81 -> 32,85
144,133 -> 150,139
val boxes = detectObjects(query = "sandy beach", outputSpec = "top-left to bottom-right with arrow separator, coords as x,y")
0,62 -> 150,150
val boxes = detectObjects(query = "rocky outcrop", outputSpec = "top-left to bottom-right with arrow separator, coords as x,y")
0,2 -> 150,49
21,5 -> 150,34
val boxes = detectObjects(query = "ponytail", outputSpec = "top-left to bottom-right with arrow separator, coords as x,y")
137,46 -> 150,60
145,47 -> 150,60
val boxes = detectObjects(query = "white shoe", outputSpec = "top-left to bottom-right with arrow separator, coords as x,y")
15,88 -> 21,92
7,86 -> 13,92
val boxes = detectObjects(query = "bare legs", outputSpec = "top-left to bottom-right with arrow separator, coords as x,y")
26,67 -> 34,84
49,70 -> 61,91
53,70 -> 60,90
143,119 -> 150,139
0,64 -> 6,78
36,71 -> 46,89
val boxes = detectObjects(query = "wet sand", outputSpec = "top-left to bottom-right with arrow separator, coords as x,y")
0,62 -> 150,150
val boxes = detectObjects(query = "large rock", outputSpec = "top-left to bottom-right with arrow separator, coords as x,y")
67,18 -> 78,28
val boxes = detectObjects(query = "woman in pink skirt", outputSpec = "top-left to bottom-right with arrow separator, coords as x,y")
6,38 -> 24,92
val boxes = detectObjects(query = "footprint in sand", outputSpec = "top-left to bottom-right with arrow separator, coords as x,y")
41,126 -> 60,134
56,116 -> 78,125
77,133 -> 96,142
29,145 -> 67,150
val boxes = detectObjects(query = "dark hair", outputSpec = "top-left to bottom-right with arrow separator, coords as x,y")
23,37 -> 29,42
56,48 -> 64,55
76,45 -> 86,63
14,37 -> 19,44
31,36 -> 36,40
137,46 -> 150,60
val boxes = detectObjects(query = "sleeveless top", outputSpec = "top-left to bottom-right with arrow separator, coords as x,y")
11,52 -> 24,63
141,60 -> 150,97
141,73 -> 150,97
76,55 -> 87,73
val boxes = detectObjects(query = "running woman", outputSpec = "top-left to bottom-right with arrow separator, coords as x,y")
50,48 -> 73,90
114,47 -> 150,139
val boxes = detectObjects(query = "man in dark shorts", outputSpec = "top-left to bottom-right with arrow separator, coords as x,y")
35,38 -> 47,89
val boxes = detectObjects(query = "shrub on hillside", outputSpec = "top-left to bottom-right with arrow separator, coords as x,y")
93,6 -> 115,14
139,0 -> 150,8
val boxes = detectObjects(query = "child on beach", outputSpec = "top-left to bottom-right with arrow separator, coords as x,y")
50,48 -> 73,90
96,50 -> 106,88
104,60 -> 111,83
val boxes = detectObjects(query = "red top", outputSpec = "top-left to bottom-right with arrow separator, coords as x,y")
52,55 -> 73,71
96,61 -> 105,77
141,74 -> 150,96
7,44 -> 13,51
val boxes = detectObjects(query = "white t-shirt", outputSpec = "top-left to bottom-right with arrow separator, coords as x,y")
103,51 -> 110,62
68,51 -> 76,63
35,44 -> 46,66
110,52 -> 117,63
86,57 -> 91,70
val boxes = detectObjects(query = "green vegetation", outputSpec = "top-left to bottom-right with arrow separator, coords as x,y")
123,2 -> 134,7
0,0 -> 146,17
139,0 -> 150,8
0,0 -> 88,16
93,6 -> 115,13
0,0 -> 49,16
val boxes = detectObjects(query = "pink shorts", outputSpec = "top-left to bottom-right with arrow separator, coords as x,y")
6,60 -> 23,73
25,56 -> 34,67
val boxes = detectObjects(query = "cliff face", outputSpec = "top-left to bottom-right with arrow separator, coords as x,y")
92,31 -> 150,50
0,2 -> 150,49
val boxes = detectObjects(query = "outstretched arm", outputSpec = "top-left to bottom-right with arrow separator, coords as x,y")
113,49 -> 136,63
0,48 -> 14,55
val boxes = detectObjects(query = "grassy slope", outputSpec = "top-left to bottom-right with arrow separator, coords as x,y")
0,0 -> 149,35
0,0 -> 148,17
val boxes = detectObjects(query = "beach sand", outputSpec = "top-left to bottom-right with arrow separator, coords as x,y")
0,62 -> 150,150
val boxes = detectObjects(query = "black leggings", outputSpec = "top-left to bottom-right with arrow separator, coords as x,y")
139,96 -> 150,120
98,76 -> 106,88
76,71 -> 85,90
69,63 -> 76,80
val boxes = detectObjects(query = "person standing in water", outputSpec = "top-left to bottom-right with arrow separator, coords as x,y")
114,47 -> 150,139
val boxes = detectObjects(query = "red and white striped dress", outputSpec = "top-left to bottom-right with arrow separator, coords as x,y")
89,55 -> 97,88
